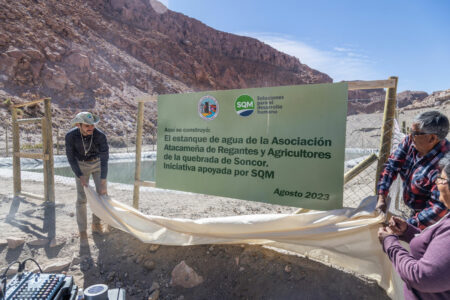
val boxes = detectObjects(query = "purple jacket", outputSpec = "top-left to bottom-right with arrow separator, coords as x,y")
383,213 -> 450,299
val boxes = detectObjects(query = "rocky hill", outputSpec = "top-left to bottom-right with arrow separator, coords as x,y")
0,0 -> 446,137
347,90 -> 430,115
0,0 -> 332,136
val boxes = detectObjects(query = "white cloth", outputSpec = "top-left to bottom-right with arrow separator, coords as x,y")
84,186 -> 404,299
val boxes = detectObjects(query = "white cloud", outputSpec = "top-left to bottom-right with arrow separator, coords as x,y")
239,33 -> 381,82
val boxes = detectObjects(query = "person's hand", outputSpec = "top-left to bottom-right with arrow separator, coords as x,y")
79,175 -> 88,187
388,216 -> 407,236
99,179 -> 107,195
377,226 -> 395,243
375,195 -> 387,213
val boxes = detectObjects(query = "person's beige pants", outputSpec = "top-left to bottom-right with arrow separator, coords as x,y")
75,159 -> 102,232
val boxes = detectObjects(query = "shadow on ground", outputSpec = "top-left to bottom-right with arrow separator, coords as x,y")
79,228 -> 390,300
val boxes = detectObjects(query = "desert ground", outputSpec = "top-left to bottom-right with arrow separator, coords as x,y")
0,170 -> 390,300
1,105 -> 448,299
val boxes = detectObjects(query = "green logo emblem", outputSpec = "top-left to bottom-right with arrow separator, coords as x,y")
235,95 -> 254,117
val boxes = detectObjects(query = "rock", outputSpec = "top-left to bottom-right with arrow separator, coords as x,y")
69,212 -> 75,217
111,0 -> 127,10
49,237 -> 66,248
107,272 -> 116,282
65,52 -> 90,71
43,47 -> 62,62
7,237 -> 25,249
149,244 -> 160,252
43,260 -> 71,273
23,48 -> 45,61
5,46 -> 26,60
397,91 -> 428,108
30,61 -> 44,81
135,254 -> 145,264
0,53 -> 17,77
71,254 -> 81,266
27,238 -> 49,246
5,265 -> 19,276
0,239 -> 8,246
284,265 -> 292,273
148,281 -> 160,300
42,65 -> 69,91
170,261 -> 204,288
0,32 -> 10,47
144,260 -> 155,270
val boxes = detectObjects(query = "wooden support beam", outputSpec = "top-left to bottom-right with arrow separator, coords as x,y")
14,98 -> 49,108
344,153 -> 378,184
17,117 -> 43,124
135,180 -> 156,188
375,76 -> 399,192
346,79 -> 396,90
5,126 -> 9,157
14,152 -> 49,160
43,98 -> 55,202
133,101 -> 145,209
135,94 -> 157,103
19,191 -> 45,201
11,106 -> 21,195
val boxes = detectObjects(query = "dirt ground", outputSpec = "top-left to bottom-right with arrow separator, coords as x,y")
0,171 -> 390,300
3,105 -> 449,299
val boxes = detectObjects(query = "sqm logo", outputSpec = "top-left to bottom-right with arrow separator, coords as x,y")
235,95 -> 254,117
198,95 -> 219,120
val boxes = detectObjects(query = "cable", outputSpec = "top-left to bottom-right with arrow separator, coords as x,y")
1,261 -> 21,300
19,258 -> 43,274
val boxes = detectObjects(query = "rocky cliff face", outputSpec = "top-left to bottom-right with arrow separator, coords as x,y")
401,89 -> 450,110
0,0 -> 444,136
347,90 -> 431,115
0,0 -> 332,136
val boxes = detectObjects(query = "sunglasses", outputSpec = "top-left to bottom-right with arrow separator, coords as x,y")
436,176 -> 449,185
410,131 -> 430,137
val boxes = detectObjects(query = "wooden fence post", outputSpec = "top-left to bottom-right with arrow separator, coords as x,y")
44,98 -> 55,202
11,105 -> 21,196
375,76 -> 398,192
133,101 -> 144,209
5,125 -> 8,157
56,127 -> 60,155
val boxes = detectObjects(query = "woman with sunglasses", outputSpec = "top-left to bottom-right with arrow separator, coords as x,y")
376,110 -> 449,229
378,152 -> 450,299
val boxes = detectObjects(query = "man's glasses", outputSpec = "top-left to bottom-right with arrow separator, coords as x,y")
436,176 -> 449,185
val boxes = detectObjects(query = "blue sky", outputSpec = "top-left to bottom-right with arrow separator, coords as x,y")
156,0 -> 449,94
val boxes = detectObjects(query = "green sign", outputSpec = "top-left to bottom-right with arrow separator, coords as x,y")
156,83 -> 348,210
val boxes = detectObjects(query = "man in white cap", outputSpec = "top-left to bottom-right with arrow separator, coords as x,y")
65,111 -> 109,243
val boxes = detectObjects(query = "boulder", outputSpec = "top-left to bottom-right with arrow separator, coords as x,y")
42,65 -> 69,91
43,260 -> 71,273
170,261 -> 204,288
7,237 -> 25,249
65,52 -> 90,71
27,238 -> 49,246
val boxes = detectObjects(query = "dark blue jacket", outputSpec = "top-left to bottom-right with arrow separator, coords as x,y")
65,127 -> 109,179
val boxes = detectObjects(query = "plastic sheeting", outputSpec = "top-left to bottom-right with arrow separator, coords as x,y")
85,186 -> 403,299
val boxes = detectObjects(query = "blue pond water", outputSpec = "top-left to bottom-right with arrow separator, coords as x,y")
27,160 -> 156,185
